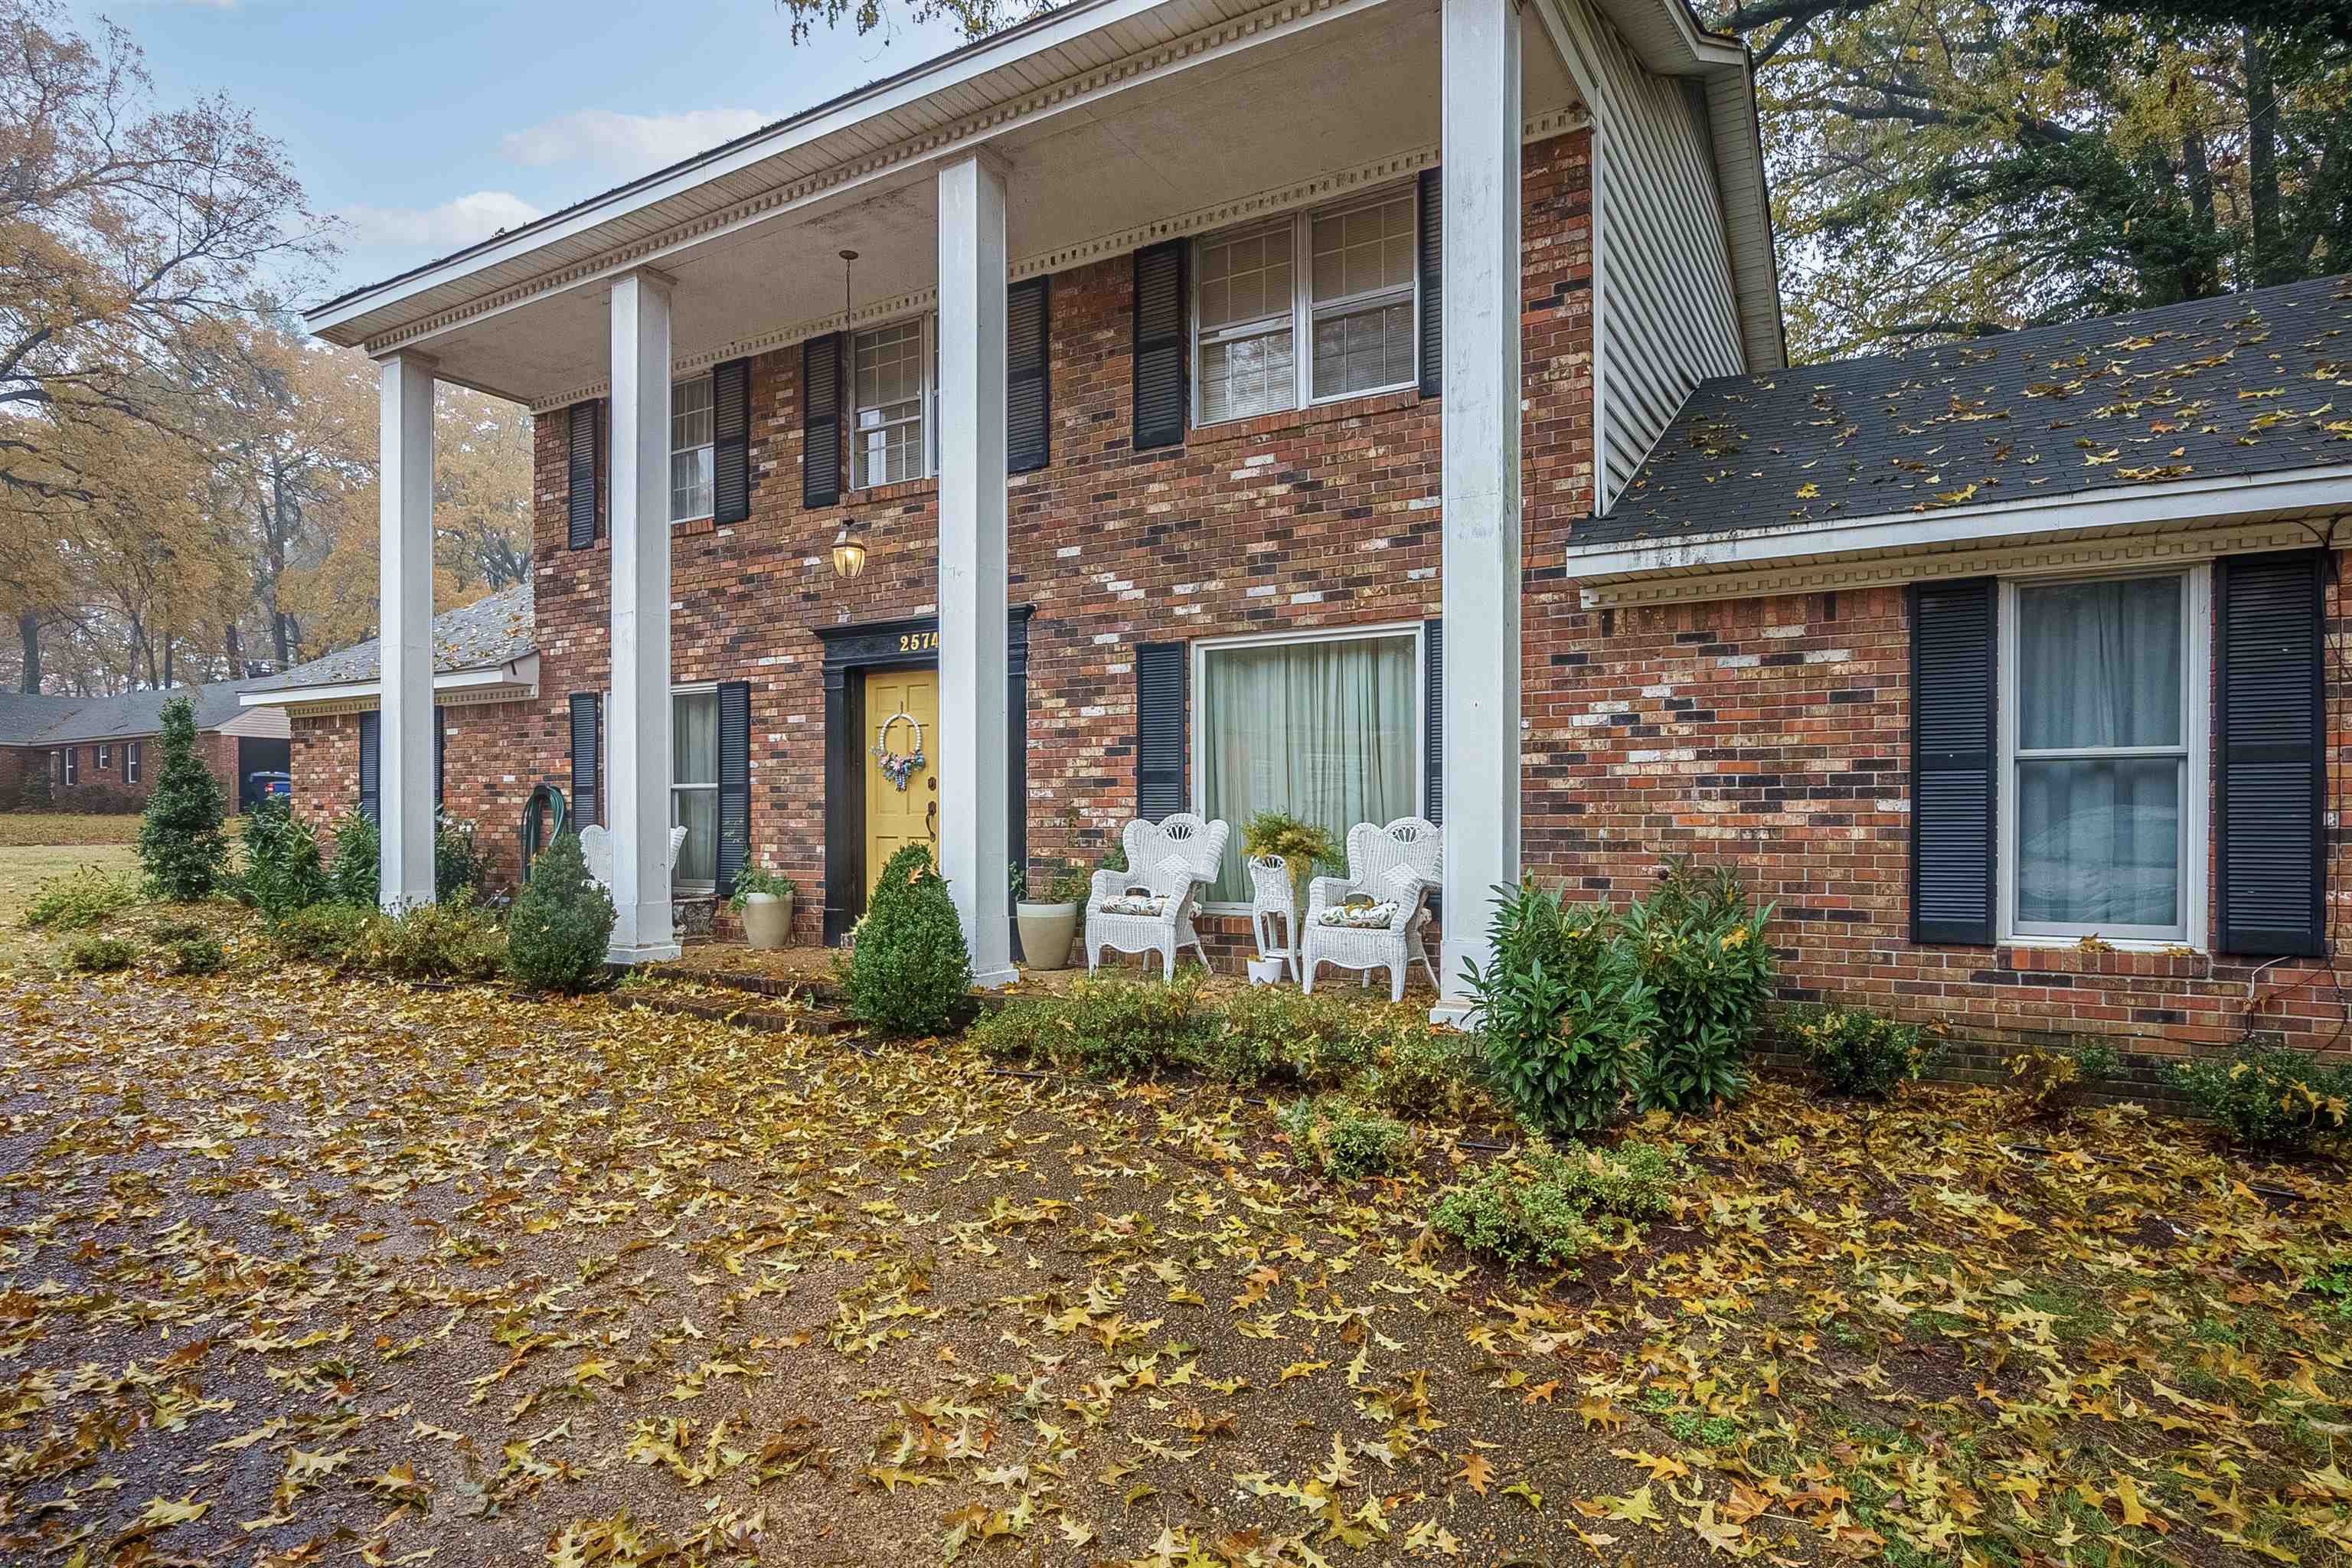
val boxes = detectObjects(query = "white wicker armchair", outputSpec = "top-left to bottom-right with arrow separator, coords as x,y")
578,823 -> 691,896
1299,817 -> 1442,1002
1085,814 -> 1230,980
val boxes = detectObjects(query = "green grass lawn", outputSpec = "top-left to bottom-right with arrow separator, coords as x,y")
0,810 -> 145,847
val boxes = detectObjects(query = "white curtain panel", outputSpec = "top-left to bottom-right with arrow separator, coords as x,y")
2014,576 -> 2184,929
673,691 -> 720,886
1198,634 -> 1416,903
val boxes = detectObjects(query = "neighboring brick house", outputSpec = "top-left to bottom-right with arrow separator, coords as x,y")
0,682 -> 289,812
285,0 -> 2352,1059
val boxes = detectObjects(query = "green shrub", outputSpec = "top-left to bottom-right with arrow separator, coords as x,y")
1210,985 -> 1373,1086
1429,1142 -> 1685,1272
1622,858 -> 1775,1113
145,916 -> 207,945
270,902 -> 374,967
239,799 -> 330,918
506,831 -> 615,994
988,975 -> 1214,1076
328,810 -> 380,906
165,935 -> 225,976
1278,1095 -> 1410,1181
22,867 -> 138,931
1357,1019 -> 1491,1121
64,935 -> 136,973
1464,880 -> 1646,1136
845,844 -> 972,1036
354,896 -> 505,982
1789,1004 -> 1941,1099
2008,1040 -> 2125,1119
436,813 -> 489,902
136,696 -> 228,900
727,862 -> 795,913
2171,1045 -> 2352,1154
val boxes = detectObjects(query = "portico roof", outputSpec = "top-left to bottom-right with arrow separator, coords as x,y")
305,0 -> 1781,408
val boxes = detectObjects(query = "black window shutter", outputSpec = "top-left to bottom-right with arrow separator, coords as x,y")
433,705 -> 446,811
1135,642 -> 1187,822
569,693 -> 601,829
716,680 -> 752,899
1132,241 -> 1187,452
1909,577 -> 1997,945
358,710 -> 381,822
1423,618 -> 1443,825
713,358 -> 753,524
2217,550 -> 2325,957
567,401 -> 600,550
802,334 -> 843,508
1417,166 -> 1442,399
1007,276 -> 1050,474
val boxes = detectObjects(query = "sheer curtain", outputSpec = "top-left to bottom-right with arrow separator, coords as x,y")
1197,633 -> 1416,903
2014,576 -> 2184,931
672,691 -> 719,887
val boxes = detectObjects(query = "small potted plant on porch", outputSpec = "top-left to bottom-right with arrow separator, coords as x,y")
1014,861 -> 1088,972
730,864 -> 797,949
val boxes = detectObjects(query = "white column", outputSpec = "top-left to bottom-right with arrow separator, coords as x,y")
376,350 -> 437,913
935,149 -> 1016,988
606,268 -> 680,963
1433,0 -> 1522,1024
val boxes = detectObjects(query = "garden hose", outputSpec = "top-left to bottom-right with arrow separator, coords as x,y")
518,782 -> 568,880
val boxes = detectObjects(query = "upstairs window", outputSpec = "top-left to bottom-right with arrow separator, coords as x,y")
851,316 -> 935,489
1194,188 -> 1418,426
671,374 -> 714,522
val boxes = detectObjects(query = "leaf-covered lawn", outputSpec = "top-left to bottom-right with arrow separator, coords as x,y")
0,812 -> 146,848
2,962 -> 2348,1568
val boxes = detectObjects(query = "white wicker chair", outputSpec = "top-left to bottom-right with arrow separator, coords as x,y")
578,823 -> 691,897
1247,853 -> 1299,979
1085,814 -> 1230,980
1299,818 -> 1442,1002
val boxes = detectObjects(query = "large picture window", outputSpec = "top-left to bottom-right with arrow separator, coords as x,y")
2001,570 -> 2203,942
851,316 -> 934,489
673,688 -> 718,890
1194,189 -> 1418,426
671,374 -> 714,522
1194,628 -> 1419,906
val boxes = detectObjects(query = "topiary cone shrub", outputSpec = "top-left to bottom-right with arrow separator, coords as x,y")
847,844 -> 972,1037
506,830 -> 616,993
136,695 -> 228,901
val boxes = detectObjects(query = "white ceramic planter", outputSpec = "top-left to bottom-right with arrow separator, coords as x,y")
740,890 -> 794,949
1015,901 -> 1080,971
1246,956 -> 1287,987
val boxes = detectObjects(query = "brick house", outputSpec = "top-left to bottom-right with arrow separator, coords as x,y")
265,0 -> 2352,1057
0,682 -> 289,812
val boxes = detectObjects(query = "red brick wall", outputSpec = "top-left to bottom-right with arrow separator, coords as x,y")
0,733 -> 229,812
291,705 -> 548,892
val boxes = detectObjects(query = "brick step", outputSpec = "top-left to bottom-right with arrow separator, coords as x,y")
619,989 -> 858,1035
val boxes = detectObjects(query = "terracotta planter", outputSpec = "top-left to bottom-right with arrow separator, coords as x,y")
740,890 -> 794,949
1016,901 -> 1080,971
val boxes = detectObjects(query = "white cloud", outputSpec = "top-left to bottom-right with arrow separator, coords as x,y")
500,109 -> 772,179
337,191 -> 546,254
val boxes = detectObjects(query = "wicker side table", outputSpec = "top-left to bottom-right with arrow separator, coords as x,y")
1246,854 -> 1299,982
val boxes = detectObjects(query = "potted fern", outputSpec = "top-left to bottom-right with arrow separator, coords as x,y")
1014,861 -> 1088,972
1243,810 -> 1337,983
729,864 -> 797,949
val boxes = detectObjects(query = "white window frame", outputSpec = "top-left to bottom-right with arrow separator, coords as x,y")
671,682 -> 720,894
125,742 -> 142,785
1997,564 -> 2209,948
1190,621 -> 1425,915
670,373 -> 714,524
1191,186 -> 1420,430
849,312 -> 936,492
61,747 -> 75,786
96,743 -> 111,771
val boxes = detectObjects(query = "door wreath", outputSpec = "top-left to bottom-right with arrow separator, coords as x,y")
871,711 -> 927,791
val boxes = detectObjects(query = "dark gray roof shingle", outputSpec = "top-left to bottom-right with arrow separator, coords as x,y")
0,693 -> 88,746
2,681 -> 277,746
1578,274 -> 2352,552
250,582 -> 536,692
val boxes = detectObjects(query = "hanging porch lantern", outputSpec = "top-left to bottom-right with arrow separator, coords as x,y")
831,525 -> 868,580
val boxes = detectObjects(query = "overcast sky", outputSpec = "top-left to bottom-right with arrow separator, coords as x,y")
77,0 -> 975,302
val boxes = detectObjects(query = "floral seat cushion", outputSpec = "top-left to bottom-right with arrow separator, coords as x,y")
1101,893 -> 1168,917
1316,900 -> 1399,929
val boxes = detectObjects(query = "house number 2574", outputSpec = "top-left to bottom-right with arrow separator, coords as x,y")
897,632 -> 940,652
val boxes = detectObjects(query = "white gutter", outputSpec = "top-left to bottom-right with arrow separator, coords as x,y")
1564,465 -> 2352,580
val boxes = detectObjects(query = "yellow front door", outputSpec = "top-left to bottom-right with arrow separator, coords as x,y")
865,668 -> 942,897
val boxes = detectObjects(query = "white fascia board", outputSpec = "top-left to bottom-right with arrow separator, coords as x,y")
1565,465 -> 2352,580
305,0 -> 1199,344
239,658 -> 537,710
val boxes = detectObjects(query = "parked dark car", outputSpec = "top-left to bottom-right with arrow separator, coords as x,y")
244,771 -> 292,810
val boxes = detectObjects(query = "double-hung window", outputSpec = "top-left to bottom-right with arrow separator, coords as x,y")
672,687 -> 719,891
126,742 -> 142,785
62,748 -> 75,786
2001,570 -> 2204,943
1194,626 -> 1421,906
671,374 -> 714,522
1194,188 -> 1418,426
96,743 -> 111,771
851,316 -> 935,489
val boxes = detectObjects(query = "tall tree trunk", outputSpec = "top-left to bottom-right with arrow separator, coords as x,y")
162,635 -> 173,689
224,621 -> 244,679
2243,26 -> 2286,286
271,608 -> 294,669
17,612 -> 38,694
2181,131 -> 2220,297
